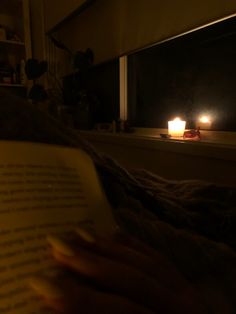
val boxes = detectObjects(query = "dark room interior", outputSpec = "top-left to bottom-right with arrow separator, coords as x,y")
0,1 -> 235,313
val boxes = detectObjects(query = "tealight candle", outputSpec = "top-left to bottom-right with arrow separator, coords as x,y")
197,116 -> 212,130
168,117 -> 186,137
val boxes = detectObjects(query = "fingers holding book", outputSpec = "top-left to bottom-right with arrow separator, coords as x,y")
29,229 -> 206,314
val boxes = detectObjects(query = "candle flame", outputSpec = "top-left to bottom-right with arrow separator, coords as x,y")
199,116 -> 211,123
174,117 -> 181,121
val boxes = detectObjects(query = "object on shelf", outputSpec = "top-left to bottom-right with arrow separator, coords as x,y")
160,133 -> 171,139
123,120 -> 134,133
94,123 -> 113,132
183,128 -> 201,140
0,63 -> 12,84
25,58 -> 48,103
0,21 -> 22,42
2,76 -> 11,84
7,32 -> 21,42
15,63 -> 21,83
12,68 -> 17,84
0,0 -> 31,95
0,25 -> 6,40
168,117 -> 186,137
20,59 -> 26,85
116,119 -> 134,133
196,115 -> 212,130
117,119 -> 124,132
112,120 -> 116,133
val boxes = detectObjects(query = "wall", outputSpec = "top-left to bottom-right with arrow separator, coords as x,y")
43,0 -> 87,32
54,0 -> 236,64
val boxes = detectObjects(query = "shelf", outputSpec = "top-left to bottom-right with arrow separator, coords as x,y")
0,83 -> 25,88
0,39 -> 25,46
0,0 -> 31,92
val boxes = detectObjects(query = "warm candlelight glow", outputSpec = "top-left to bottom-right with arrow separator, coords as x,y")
197,115 -> 212,129
199,116 -> 210,123
168,117 -> 186,137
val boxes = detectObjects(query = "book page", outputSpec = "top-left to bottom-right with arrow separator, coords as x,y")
0,141 -> 116,314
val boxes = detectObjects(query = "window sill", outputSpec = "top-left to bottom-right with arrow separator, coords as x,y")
80,129 -> 236,185
80,129 -> 236,162
132,128 -> 236,147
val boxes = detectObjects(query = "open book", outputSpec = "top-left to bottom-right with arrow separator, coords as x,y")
0,141 -> 116,314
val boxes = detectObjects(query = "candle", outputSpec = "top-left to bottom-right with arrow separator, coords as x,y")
168,117 -> 186,137
197,115 -> 212,130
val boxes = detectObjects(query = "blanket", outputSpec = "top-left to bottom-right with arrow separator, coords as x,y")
0,90 -> 236,313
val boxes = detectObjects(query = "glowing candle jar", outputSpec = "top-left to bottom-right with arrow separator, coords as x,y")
197,116 -> 212,130
168,117 -> 186,137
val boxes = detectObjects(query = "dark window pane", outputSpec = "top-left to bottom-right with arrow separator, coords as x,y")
63,59 -> 119,127
128,17 -> 236,131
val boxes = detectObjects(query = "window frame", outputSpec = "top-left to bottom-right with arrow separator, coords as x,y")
119,56 -> 236,146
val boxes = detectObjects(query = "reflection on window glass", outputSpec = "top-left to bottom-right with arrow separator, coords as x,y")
128,17 -> 236,131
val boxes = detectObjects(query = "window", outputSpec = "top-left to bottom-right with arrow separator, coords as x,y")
63,58 -> 120,127
127,16 -> 236,131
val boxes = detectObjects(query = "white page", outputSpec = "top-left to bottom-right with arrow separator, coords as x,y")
0,141 -> 116,313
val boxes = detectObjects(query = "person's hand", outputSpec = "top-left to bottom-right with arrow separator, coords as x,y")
30,229 -> 206,314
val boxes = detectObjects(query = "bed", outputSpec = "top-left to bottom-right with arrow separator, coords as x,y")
1,89 -> 236,313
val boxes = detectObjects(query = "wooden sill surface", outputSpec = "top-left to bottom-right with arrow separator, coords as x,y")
80,129 -> 236,162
